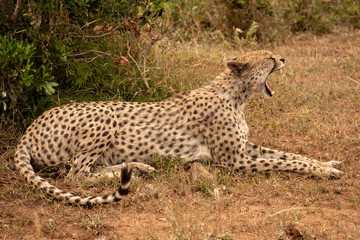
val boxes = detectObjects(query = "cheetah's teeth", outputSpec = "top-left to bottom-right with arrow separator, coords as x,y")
265,81 -> 274,97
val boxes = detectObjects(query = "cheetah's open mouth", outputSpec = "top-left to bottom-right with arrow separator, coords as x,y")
265,80 -> 274,97
264,62 -> 284,97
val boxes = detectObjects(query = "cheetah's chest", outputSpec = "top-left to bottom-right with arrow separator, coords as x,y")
239,119 -> 249,138
237,107 -> 249,138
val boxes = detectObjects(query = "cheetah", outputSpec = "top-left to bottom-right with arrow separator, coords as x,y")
14,50 -> 343,205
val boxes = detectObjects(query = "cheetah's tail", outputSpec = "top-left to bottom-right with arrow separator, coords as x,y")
14,146 -> 132,206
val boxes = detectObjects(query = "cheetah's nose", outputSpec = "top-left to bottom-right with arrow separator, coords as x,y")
280,58 -> 285,63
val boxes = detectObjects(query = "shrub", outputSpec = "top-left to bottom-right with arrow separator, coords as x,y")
338,0 -> 360,29
0,34 -> 56,125
164,0 -> 359,44
0,0 -> 169,126
1,0 -> 358,126
163,0 -> 274,43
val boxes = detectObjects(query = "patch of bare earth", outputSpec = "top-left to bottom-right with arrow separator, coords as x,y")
1,30 -> 359,239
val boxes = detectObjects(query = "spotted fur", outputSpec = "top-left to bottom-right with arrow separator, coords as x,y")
14,50 -> 342,205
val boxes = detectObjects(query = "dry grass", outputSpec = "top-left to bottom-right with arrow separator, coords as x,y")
1,30 -> 360,239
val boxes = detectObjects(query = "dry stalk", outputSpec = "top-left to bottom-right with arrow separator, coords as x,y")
12,0 -> 21,22
69,23 -> 168,89
267,207 -> 317,217
84,20 -> 127,38
346,76 -> 360,86
34,212 -> 41,238
127,41 -> 150,90
68,50 -> 112,63
126,26 -> 167,90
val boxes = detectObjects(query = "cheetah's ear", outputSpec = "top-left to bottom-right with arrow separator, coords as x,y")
226,57 -> 248,73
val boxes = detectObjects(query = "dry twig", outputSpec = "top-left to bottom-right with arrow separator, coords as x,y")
126,25 -> 169,90
267,207 -> 317,217
12,0 -> 21,22
68,50 -> 112,63
346,76 -> 360,86
84,21 -> 127,38
127,41 -> 150,90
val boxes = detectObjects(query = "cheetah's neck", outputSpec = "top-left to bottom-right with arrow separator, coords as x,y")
204,72 -> 255,106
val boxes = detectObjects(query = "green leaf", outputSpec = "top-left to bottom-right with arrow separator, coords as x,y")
1,101 -> 7,111
140,19 -> 148,27
43,82 -> 58,95
9,70 -> 19,78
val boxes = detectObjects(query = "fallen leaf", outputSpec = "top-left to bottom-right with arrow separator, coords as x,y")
168,86 -> 175,93
120,60 -> 128,66
93,25 -> 104,34
120,56 -> 129,66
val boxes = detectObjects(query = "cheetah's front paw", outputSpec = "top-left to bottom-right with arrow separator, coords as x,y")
322,167 -> 343,179
326,160 -> 343,170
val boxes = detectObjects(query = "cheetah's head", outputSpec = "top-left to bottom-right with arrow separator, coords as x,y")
226,50 -> 285,98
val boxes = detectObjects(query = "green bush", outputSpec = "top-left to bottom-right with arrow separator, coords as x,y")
282,0 -> 333,33
280,0 -> 359,34
0,35 -> 56,124
163,0 -> 274,42
0,0 -> 170,126
164,0 -> 359,43
338,0 -> 360,28
1,0 -> 358,127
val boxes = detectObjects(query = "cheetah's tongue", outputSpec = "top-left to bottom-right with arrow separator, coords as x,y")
265,80 -> 274,97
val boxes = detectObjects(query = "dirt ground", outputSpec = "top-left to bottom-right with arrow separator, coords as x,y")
1,30 -> 359,239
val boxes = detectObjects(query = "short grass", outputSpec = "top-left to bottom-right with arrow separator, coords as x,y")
1,30 -> 360,239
